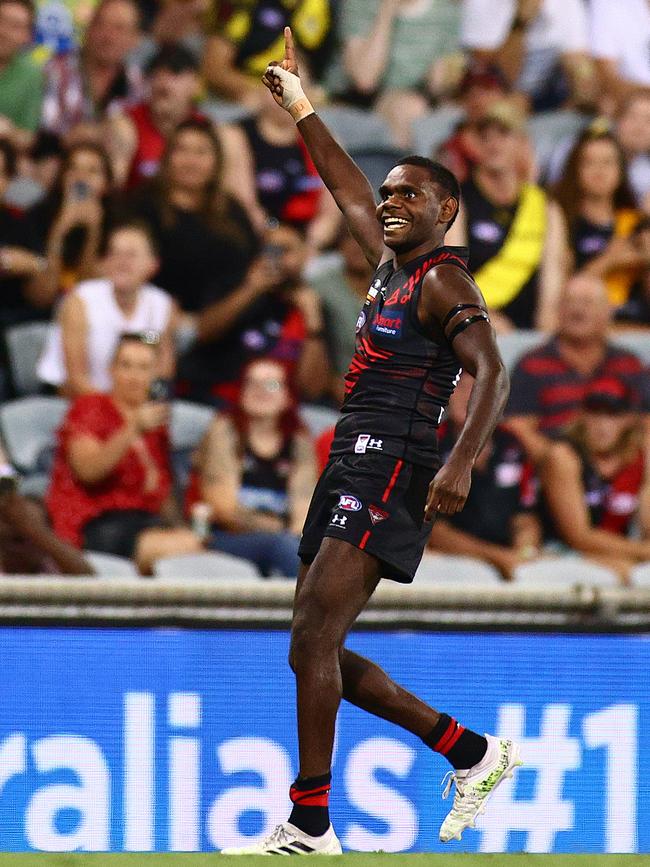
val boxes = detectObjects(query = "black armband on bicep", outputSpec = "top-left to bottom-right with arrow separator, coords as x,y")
441,303 -> 486,330
441,303 -> 490,343
447,312 -> 491,343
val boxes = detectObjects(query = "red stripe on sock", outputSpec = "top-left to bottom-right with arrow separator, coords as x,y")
290,784 -> 331,807
381,460 -> 404,503
432,718 -> 457,753
442,724 -> 465,755
359,530 -> 371,550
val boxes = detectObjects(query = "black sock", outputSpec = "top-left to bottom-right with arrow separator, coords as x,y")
288,772 -> 331,837
423,713 -> 488,770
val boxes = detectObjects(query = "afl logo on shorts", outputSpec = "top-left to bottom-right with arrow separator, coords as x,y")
356,311 -> 366,332
338,494 -> 362,511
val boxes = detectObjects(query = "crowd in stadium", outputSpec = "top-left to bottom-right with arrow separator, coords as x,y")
0,0 -> 649,584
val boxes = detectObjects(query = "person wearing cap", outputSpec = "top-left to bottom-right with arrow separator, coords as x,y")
435,60 -> 512,184
539,376 -> 650,584
106,44 -> 205,190
447,99 -> 567,331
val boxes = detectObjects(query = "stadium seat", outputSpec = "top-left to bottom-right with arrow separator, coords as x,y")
170,401 -> 215,452
200,99 -> 253,126
611,332 -> 650,365
5,321 -> 53,396
630,563 -> 650,586
496,330 -> 545,372
411,105 -> 465,157
415,554 -> 501,584
514,556 -> 619,587
318,106 -> 395,151
526,110 -> 589,176
352,148 -> 407,199
153,551 -> 261,580
0,396 -> 68,474
18,473 -> 50,499
299,404 -> 339,438
85,551 -> 140,578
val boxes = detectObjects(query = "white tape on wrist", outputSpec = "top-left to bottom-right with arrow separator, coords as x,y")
270,65 -> 314,122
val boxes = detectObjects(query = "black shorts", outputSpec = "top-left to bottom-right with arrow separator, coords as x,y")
82,509 -> 164,559
299,453 -> 437,583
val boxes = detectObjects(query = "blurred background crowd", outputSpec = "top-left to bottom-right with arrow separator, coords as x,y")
0,0 -> 649,585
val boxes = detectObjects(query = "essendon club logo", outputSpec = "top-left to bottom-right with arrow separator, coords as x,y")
368,504 -> 389,525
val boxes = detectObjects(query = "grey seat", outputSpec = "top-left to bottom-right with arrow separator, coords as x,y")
318,106 -> 395,151
514,556 -> 619,587
0,397 -> 68,473
299,404 -> 339,438
85,551 -> 140,578
416,554 -> 501,584
153,551 -> 261,580
496,330 -> 545,372
200,99 -> 254,126
353,148 -> 407,199
610,332 -> 650,365
412,105 -> 465,157
630,563 -> 650,586
527,110 -> 589,176
170,401 -> 215,452
5,322 -> 53,395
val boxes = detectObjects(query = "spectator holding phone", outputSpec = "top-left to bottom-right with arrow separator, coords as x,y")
47,332 -> 201,573
38,221 -> 177,396
178,221 -> 331,405
25,141 -> 117,312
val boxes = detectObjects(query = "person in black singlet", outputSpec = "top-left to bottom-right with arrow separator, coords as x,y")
187,358 -> 317,577
221,30 -> 520,856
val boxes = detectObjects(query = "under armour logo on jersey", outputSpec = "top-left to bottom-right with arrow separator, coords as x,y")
355,434 -> 383,454
330,513 -> 347,527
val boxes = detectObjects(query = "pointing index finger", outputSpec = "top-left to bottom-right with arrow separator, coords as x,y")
284,26 -> 296,66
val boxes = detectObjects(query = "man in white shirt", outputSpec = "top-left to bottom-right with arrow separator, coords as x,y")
590,0 -> 650,109
461,0 -> 595,109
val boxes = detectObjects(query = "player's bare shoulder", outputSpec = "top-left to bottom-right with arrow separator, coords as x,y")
419,262 -> 487,331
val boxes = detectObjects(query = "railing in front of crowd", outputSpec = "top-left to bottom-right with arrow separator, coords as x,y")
0,576 -> 649,631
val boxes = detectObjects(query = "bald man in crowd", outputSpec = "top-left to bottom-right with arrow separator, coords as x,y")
504,275 -> 648,464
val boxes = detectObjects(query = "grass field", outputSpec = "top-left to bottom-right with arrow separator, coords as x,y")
0,856 -> 648,866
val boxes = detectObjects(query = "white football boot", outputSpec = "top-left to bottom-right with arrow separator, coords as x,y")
220,822 -> 343,855
439,734 -> 522,843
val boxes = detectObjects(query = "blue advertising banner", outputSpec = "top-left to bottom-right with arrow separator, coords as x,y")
0,628 -> 646,853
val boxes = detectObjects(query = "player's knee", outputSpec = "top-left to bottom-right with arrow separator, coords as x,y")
290,609 -> 331,667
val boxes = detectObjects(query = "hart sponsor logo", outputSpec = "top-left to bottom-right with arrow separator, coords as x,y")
372,311 -> 404,337
356,311 -> 366,332
338,494 -> 362,511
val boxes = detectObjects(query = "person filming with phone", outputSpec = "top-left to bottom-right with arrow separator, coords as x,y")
26,141 -> 118,312
178,221 -> 332,406
46,332 -> 202,573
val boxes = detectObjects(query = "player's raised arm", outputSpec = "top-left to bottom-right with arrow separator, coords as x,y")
262,28 -> 384,268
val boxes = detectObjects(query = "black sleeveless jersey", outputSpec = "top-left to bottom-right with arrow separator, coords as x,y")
330,246 -> 470,469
